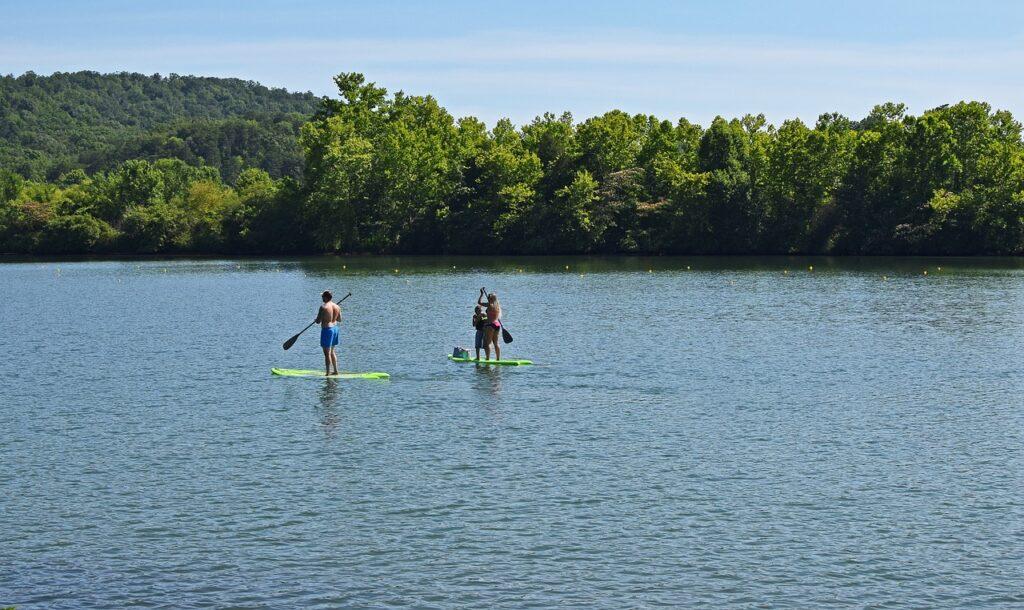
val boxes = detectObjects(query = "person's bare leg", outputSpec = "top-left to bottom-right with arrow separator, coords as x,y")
323,347 -> 331,376
330,348 -> 339,376
483,329 -> 493,360
494,333 -> 501,361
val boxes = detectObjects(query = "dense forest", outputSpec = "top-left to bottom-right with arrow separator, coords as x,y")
2,71 -> 1023,255
0,71 -> 319,180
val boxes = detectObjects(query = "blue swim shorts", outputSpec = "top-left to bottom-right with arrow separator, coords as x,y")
320,325 -> 339,348
474,328 -> 484,350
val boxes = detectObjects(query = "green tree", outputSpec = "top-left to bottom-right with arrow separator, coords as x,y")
547,170 -> 602,252
649,157 -> 711,252
0,170 -> 23,203
121,203 -> 188,252
223,168 -> 300,252
300,116 -> 373,251
369,92 -> 462,252
833,105 -> 909,253
576,110 -> 640,179
758,118 -> 853,252
301,74 -> 463,252
182,179 -> 239,250
462,119 -> 543,251
100,160 -> 165,221
696,117 -> 755,252
39,214 -> 117,253
522,112 -> 578,208
154,158 -> 221,202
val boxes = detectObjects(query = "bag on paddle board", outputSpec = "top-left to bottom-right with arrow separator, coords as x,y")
453,346 -> 470,359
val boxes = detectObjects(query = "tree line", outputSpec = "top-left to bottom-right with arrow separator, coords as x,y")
2,72 -> 1023,255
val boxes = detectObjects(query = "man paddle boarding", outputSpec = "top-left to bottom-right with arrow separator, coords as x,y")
316,290 -> 341,376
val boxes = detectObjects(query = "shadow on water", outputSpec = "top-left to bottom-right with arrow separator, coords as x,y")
315,378 -> 342,438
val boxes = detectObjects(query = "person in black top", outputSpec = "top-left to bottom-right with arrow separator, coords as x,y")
472,305 -> 486,360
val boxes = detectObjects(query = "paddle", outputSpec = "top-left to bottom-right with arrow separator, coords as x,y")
282,292 -> 351,350
480,287 -> 513,344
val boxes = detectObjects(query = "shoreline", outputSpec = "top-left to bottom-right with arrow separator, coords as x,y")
3,252 -> 1023,268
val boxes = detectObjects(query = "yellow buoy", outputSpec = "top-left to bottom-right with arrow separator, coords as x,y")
565,265 -> 570,270
342,265 -> 346,270
809,265 -> 814,271
937,266 -> 942,271
923,270 -> 928,275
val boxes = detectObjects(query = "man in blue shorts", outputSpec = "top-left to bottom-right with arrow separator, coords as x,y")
316,290 -> 341,376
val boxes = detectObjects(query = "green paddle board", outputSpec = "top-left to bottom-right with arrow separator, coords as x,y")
271,368 -> 390,379
447,355 -> 533,366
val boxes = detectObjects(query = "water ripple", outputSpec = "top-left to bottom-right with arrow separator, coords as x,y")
1,257 -> 1022,608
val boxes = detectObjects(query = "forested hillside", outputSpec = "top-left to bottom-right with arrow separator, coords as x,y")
0,71 -> 320,180
2,72 -> 1023,256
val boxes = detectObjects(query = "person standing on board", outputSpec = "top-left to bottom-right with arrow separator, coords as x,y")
472,305 -> 487,361
477,288 -> 502,361
316,290 -> 341,376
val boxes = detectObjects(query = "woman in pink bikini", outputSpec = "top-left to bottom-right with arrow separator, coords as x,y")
477,289 -> 502,361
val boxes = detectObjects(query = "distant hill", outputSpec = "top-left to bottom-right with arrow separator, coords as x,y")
0,71 -> 322,181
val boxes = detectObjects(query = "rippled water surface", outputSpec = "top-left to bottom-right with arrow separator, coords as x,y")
2,256 -> 1023,608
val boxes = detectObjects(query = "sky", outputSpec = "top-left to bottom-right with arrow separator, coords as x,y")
3,0 -> 1024,127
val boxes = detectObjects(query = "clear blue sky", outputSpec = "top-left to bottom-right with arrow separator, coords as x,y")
4,0 -> 1024,126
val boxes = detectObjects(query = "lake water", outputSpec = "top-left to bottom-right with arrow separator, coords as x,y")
2,256 -> 1023,608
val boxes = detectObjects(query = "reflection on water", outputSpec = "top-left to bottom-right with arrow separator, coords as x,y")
316,378 -> 342,438
473,364 -> 503,397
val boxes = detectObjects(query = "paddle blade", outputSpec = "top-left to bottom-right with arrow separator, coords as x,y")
502,327 -> 513,343
282,333 -> 300,350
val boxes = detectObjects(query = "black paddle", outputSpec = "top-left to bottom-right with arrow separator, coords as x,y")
480,287 -> 513,344
282,292 -> 351,350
